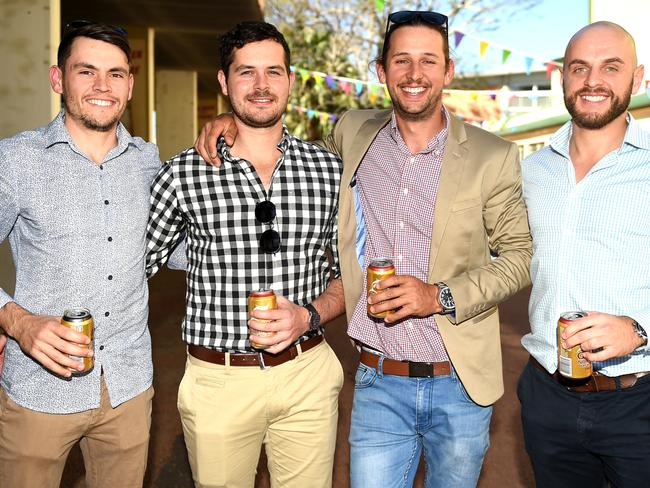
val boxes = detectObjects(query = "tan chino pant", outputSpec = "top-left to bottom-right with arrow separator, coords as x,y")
0,378 -> 153,488
178,340 -> 344,488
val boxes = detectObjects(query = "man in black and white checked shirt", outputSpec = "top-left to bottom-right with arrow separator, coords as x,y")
146,22 -> 344,488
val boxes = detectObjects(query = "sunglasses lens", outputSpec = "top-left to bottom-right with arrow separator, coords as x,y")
255,200 -> 276,224
260,229 -> 281,254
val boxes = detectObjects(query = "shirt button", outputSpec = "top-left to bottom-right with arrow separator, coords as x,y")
108,275 -> 113,280
398,255 -> 403,261
399,221 -> 404,229
107,236 -> 113,242
403,188 -> 408,195
410,157 -> 416,164
104,200 -> 109,205
99,165 -> 104,170
434,150 -> 441,156
104,311 -> 110,317
99,345 -> 105,351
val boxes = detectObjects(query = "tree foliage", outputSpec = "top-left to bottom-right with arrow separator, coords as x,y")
268,0 -> 539,139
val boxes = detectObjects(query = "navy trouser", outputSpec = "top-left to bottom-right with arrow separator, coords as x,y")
517,361 -> 650,488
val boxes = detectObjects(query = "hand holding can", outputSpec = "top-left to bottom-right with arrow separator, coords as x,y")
61,307 -> 94,374
367,258 -> 396,319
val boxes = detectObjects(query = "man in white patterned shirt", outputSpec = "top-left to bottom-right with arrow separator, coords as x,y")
146,22 -> 344,488
519,21 -> 650,487
0,21 -> 158,488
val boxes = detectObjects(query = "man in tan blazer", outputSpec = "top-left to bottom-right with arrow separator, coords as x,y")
321,11 -> 531,488
194,12 -> 530,487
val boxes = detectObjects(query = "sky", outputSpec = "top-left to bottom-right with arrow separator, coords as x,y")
450,0 -> 590,76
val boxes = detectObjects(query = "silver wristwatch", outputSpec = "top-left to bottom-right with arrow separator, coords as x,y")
435,282 -> 455,314
632,320 -> 648,347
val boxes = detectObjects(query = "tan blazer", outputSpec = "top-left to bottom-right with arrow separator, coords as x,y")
324,109 -> 532,406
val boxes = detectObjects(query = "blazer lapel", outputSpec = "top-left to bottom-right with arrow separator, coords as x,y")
428,114 -> 468,278
342,111 -> 392,185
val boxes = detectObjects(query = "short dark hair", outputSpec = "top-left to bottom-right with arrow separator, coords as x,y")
58,20 -> 131,68
219,21 -> 291,78
378,15 -> 449,68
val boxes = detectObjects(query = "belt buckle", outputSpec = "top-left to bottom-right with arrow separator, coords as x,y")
408,362 -> 433,378
257,352 -> 270,370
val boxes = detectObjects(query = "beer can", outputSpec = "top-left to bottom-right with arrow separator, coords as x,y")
61,307 -> 94,374
558,311 -> 591,379
248,289 -> 277,350
367,258 -> 396,318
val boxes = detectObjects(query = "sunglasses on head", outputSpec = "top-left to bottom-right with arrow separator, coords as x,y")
255,200 -> 281,254
64,19 -> 128,37
384,10 -> 448,39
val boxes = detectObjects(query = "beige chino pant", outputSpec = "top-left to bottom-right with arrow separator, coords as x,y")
0,378 -> 153,488
178,340 -> 344,488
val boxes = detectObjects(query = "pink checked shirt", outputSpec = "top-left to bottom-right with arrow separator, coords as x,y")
348,109 -> 450,362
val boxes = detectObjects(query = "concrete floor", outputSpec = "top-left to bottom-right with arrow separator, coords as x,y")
61,267 -> 535,487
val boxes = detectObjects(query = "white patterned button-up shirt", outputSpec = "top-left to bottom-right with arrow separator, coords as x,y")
0,111 -> 160,413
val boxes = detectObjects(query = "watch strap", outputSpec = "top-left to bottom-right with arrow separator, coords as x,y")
304,303 -> 321,332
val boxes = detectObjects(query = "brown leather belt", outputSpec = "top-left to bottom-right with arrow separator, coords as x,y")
529,356 -> 650,393
359,350 -> 451,378
188,335 -> 323,368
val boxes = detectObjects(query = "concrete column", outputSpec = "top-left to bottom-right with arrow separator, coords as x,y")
121,26 -> 155,142
155,70 -> 197,161
0,0 -> 60,296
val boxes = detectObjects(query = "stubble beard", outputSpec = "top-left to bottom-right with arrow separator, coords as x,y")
63,95 -> 122,133
391,86 -> 442,122
232,91 -> 286,129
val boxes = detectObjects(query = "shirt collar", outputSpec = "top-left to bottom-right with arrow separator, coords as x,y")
44,109 -> 145,152
550,113 -> 650,157
217,125 -> 291,165
388,106 -> 450,154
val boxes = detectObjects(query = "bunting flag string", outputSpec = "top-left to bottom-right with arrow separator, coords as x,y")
291,65 -> 391,101
286,103 -> 338,123
450,29 -> 563,78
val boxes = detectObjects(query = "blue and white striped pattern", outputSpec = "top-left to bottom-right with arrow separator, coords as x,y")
521,115 -> 650,376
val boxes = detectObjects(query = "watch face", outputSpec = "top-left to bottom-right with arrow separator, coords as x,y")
440,288 -> 455,309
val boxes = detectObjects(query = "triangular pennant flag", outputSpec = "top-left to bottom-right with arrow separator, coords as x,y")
329,114 -> 338,122
502,49 -> 511,64
525,57 -> 534,75
545,62 -> 555,79
479,41 -> 489,59
320,113 -> 328,123
299,69 -> 310,82
325,75 -> 336,89
453,31 -> 465,48
375,0 -> 385,12
340,80 -> 352,95
355,81 -> 364,96
313,74 -> 323,86
383,85 -> 390,99
369,93 -> 378,104
307,109 -> 316,118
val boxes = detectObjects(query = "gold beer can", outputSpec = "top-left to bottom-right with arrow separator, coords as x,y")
61,307 -> 94,374
558,311 -> 592,379
248,289 -> 277,350
367,258 -> 396,318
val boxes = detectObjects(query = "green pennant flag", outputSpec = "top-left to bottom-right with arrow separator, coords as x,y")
375,0 -> 385,12
502,49 -> 511,64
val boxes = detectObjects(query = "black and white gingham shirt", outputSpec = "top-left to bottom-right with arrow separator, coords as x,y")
146,129 -> 341,352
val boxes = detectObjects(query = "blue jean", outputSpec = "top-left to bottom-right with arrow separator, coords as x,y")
349,358 -> 493,488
